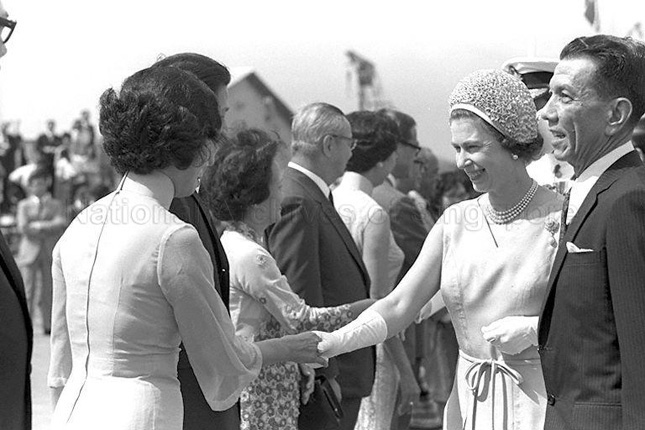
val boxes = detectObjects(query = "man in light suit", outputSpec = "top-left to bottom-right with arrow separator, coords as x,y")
538,35 -> 645,430
0,4 -> 33,428
267,103 -> 374,430
16,168 -> 66,335
152,53 -> 240,430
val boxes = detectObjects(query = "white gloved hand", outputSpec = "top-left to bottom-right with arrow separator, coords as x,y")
314,309 -> 387,359
481,316 -> 539,355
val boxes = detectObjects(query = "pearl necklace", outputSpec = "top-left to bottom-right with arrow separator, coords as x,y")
484,180 -> 538,224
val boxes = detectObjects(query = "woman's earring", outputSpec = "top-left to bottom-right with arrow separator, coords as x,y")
512,154 -> 519,160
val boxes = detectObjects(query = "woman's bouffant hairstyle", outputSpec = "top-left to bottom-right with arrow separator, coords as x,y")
201,128 -> 285,221
449,109 -> 543,162
345,111 -> 398,173
153,52 -> 231,94
99,66 -> 221,174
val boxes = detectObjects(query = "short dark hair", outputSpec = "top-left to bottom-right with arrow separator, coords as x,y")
99,66 -> 221,174
201,128 -> 284,221
561,35 -> 645,126
345,111 -> 398,173
450,109 -> 543,162
377,108 -> 417,143
153,52 -> 231,94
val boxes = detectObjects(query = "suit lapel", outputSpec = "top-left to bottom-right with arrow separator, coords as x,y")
191,193 -> 230,307
541,151 -> 643,316
287,168 -> 371,289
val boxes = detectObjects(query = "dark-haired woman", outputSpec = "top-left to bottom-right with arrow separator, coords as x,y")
200,128 -> 373,430
332,111 -> 419,430
316,70 -> 563,430
47,67 -> 323,430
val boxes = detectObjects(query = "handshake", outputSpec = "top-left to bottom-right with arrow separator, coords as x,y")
313,309 -> 388,359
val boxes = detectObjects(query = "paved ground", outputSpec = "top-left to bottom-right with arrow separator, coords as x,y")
31,331 -> 52,430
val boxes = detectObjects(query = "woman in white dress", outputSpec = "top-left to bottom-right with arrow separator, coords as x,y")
200,128 -> 374,430
316,69 -> 564,430
332,111 -> 419,429
47,66 -> 324,430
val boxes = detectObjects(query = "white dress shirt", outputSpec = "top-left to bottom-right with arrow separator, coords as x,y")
566,142 -> 634,225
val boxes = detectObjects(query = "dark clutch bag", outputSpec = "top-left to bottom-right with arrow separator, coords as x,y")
298,375 -> 344,428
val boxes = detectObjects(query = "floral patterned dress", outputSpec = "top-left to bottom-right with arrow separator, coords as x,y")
222,222 -> 355,430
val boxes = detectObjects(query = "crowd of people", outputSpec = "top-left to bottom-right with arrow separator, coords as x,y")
2,2 -> 645,430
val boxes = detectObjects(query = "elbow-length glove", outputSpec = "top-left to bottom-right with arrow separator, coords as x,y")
314,309 -> 387,359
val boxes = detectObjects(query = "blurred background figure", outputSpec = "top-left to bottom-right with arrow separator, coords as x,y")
15,167 -> 66,335
435,169 -> 476,211
333,111 -> 419,430
8,141 -> 47,200
407,147 -> 440,230
71,109 -> 96,159
36,120 -> 61,181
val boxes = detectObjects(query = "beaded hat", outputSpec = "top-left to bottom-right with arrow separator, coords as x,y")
449,69 -> 538,143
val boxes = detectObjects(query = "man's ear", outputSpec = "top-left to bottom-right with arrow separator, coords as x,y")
606,97 -> 633,135
320,135 -> 334,158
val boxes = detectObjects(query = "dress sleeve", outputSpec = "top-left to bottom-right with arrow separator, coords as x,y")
158,225 -> 261,411
235,242 -> 354,334
48,241 -> 72,388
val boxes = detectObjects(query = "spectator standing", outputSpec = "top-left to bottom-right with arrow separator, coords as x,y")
15,167 -> 66,334
372,108 -> 430,429
152,52 -> 241,430
203,128 -> 374,430
267,102 -> 375,430
333,111 -> 419,430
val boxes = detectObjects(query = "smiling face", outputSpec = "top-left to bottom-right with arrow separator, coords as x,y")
450,117 -> 515,194
539,57 -> 612,175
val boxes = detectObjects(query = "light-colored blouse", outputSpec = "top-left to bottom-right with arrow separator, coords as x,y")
48,174 -> 261,429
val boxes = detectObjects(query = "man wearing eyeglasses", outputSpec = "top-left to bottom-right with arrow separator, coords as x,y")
267,103 -> 374,430
0,3 -> 32,430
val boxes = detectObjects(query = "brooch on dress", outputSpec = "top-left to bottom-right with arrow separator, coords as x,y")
544,216 -> 559,247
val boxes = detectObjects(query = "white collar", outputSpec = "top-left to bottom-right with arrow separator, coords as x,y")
566,142 -> 634,224
120,171 -> 175,210
288,161 -> 331,198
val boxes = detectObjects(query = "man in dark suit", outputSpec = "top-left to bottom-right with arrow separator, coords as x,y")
267,103 -> 374,430
153,53 -> 239,430
538,35 -> 645,430
0,5 -> 33,429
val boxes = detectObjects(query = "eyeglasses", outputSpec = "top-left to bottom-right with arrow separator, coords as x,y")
328,134 -> 357,150
399,139 -> 422,155
0,17 -> 17,44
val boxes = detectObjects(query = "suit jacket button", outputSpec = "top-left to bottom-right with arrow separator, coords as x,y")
547,394 -> 556,406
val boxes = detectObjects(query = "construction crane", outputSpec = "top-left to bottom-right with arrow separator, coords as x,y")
345,50 -> 386,111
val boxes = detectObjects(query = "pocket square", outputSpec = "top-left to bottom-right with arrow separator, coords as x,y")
566,241 -> 594,253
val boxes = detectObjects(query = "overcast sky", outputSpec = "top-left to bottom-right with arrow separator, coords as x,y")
1,0 -> 643,162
